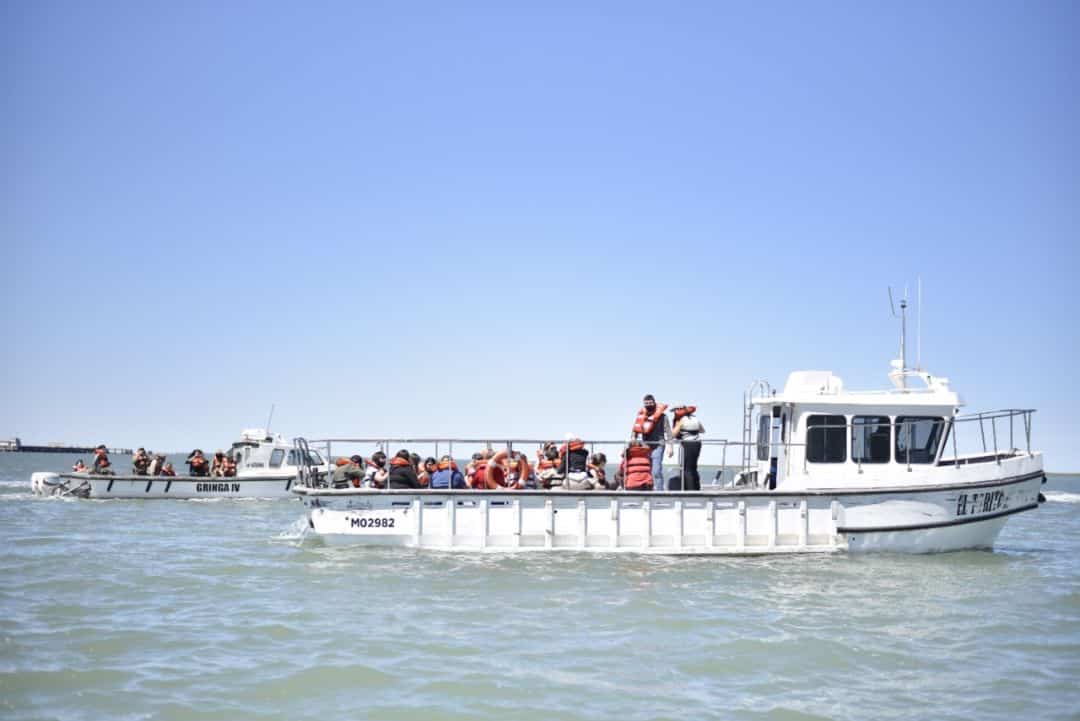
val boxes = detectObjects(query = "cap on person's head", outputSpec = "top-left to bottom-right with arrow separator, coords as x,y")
96,444 -> 106,450
472,452 -> 483,461
643,394 -> 655,402
350,454 -> 363,464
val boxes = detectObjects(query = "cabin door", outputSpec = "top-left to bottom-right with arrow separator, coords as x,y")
768,405 -> 786,489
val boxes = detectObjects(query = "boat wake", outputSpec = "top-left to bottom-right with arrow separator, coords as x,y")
273,516 -> 314,545
1043,491 -> 1080,504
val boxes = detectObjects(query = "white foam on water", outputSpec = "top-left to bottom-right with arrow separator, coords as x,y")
273,516 -> 312,544
1043,491 -> 1080,504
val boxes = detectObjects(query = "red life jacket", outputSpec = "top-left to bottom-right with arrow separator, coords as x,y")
624,446 -> 653,490
673,405 -> 697,421
632,404 -> 668,435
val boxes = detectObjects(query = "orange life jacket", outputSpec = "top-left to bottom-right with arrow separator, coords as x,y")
390,456 -> 411,468
436,459 -> 459,471
559,440 -> 586,455
633,404 -> 668,435
624,445 -> 653,490
673,405 -> 697,421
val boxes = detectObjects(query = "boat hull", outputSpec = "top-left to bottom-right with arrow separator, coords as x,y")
295,470 -> 1044,554
59,474 -> 299,499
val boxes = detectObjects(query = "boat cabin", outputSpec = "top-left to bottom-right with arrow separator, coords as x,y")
230,428 -> 326,478
750,367 -> 968,491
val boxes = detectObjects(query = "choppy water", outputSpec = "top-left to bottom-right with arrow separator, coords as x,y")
1,453 -> 1078,721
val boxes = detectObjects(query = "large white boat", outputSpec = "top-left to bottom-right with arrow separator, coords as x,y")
291,356 -> 1045,554
32,429 -> 327,499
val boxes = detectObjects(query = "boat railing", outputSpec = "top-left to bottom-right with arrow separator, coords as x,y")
291,436 -> 780,491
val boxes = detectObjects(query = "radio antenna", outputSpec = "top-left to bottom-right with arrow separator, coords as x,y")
265,404 -> 275,436
916,276 -> 922,371
888,286 -> 908,388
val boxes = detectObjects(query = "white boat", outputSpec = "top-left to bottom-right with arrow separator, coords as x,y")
291,320 -> 1045,554
31,429 -> 328,499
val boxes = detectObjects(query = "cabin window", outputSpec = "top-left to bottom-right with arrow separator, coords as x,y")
287,450 -> 297,466
269,449 -> 285,468
756,414 -> 770,461
807,415 -> 847,463
895,416 -> 944,464
852,416 -> 890,464
305,450 -> 323,465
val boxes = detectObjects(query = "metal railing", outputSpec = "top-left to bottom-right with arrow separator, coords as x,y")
292,409 -> 1036,491
293,436 -> 768,492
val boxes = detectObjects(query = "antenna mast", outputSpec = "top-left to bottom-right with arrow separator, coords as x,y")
916,276 -> 922,371
265,404 -> 275,435
888,287 -> 908,389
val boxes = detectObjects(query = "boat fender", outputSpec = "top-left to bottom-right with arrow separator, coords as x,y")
1038,493 -> 1046,504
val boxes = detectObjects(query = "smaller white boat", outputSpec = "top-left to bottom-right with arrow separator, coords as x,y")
31,429 -> 328,499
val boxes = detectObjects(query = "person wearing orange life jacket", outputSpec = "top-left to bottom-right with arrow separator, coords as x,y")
536,443 -> 564,489
471,449 -> 512,490
621,442 -> 654,490
671,405 -> 705,491
560,436 -> 596,490
387,449 -> 421,489
364,451 -> 389,488
430,455 -> 467,489
633,394 -> 673,491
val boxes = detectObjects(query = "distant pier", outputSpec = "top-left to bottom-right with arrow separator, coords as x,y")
0,438 -> 132,455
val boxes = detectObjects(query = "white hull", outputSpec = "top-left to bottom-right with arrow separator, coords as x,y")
296,470 -> 1043,554
63,474 -> 299,499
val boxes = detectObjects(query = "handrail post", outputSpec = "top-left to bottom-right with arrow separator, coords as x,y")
1025,412 -> 1031,453
978,415 -> 987,453
951,418 -> 959,469
992,417 -> 999,463
720,442 -> 727,487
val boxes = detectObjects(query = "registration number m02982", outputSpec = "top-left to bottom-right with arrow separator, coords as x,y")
348,516 -> 396,529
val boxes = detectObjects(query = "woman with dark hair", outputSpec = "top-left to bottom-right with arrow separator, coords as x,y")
672,406 -> 705,491
388,449 -> 421,489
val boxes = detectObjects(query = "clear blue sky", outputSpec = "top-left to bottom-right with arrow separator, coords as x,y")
3,1 -> 1078,468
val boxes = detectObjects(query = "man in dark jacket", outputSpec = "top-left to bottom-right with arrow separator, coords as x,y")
387,449 -> 421,489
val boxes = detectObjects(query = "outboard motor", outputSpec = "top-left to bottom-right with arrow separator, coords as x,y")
31,472 -> 60,495
30,472 -> 90,498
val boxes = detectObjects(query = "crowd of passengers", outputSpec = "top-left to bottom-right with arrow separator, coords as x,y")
329,399 -> 706,492
71,396 -> 706,491
71,447 -> 237,478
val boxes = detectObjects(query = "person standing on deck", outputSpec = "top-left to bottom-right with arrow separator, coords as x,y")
671,406 -> 705,491
92,445 -> 113,475
633,395 -> 672,491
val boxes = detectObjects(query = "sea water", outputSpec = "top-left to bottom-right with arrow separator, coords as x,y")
1,452 -> 1078,721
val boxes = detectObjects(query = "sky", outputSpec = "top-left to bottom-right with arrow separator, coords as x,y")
3,1 -> 1078,468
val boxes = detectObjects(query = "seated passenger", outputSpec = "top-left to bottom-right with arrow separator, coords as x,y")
210,450 -> 227,477
222,455 -> 238,478
419,457 -> 436,487
132,448 -> 151,476
332,455 -> 363,489
464,452 -> 485,487
505,451 -> 535,489
430,455 -> 467,489
560,436 -> 595,490
388,449 -> 421,489
364,451 -> 389,488
621,442 -> 653,490
588,452 -> 609,489
92,445 -> 113,475
536,443 -> 564,489
160,462 -> 177,477
148,454 -> 165,476
187,449 -> 210,477
472,449 -> 512,489
72,459 -> 87,473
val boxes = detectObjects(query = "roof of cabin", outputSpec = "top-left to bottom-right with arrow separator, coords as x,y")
753,369 -> 962,409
